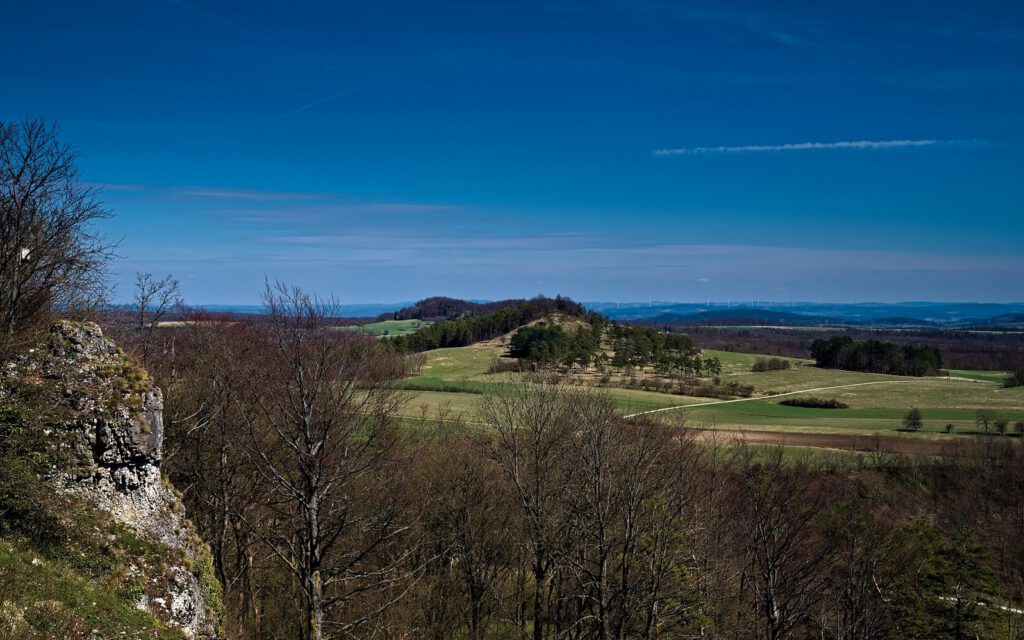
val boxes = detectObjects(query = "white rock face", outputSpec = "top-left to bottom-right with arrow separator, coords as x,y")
2,321 -> 219,639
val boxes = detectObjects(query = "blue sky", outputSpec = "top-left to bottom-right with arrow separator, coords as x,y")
3,0 -> 1023,304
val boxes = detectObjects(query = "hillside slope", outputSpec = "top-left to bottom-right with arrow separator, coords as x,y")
0,321 -> 221,639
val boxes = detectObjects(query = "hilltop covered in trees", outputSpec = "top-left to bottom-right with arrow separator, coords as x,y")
388,296 -> 594,352
811,335 -> 943,376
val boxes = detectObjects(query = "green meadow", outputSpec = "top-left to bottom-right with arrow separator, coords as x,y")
343,319 -> 432,337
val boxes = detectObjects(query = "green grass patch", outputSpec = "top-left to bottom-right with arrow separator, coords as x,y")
396,378 -> 499,395
0,539 -> 184,639
417,346 -> 505,380
342,319 -> 433,337
947,369 -> 1010,384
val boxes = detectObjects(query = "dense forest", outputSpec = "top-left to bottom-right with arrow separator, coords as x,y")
811,336 -> 944,376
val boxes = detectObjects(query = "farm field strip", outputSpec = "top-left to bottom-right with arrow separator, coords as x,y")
622,379 -> 916,418
687,427 -> 969,455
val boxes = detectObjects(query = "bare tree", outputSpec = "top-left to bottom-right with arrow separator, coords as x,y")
233,281 -> 415,640
732,445 -> 836,640
820,505 -> 904,640
0,119 -> 115,352
479,379 -> 580,640
563,407 -> 699,639
419,423 -> 516,640
132,272 -> 183,364
162,317 -> 268,637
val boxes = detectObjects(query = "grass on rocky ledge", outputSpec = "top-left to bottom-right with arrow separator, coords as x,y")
0,402 -> 196,639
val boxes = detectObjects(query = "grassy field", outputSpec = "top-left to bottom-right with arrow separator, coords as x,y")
392,344 -> 1024,445
948,369 -> 1010,384
344,319 -> 431,337
417,345 -> 503,379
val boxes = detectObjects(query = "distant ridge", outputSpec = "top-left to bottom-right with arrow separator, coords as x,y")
196,302 -> 413,317
586,301 -> 1024,327
645,309 -> 830,326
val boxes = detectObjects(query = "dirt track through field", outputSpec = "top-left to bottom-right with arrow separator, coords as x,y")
622,379 -> 916,419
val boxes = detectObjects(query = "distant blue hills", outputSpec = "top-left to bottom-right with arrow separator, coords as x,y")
583,301 -> 1024,327
193,302 -> 414,317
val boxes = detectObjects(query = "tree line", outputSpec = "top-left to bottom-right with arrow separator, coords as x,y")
811,335 -> 943,376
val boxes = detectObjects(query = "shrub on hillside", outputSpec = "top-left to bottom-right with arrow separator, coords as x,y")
902,408 -> 923,431
487,355 -> 525,374
778,397 -> 849,409
752,357 -> 791,372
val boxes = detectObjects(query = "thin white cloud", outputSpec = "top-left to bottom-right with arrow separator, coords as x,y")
653,139 -> 966,155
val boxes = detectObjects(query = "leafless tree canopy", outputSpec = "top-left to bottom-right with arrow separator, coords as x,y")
0,119 -> 114,351
132,272 -> 183,364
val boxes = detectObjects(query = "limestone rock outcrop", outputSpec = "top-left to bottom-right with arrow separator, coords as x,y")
1,321 -> 219,638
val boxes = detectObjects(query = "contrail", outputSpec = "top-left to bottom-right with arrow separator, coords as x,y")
166,0 -> 337,73
653,139 -> 966,155
281,81 -> 377,118
167,0 -> 247,33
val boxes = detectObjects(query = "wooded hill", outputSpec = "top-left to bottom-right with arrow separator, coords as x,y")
387,296 -> 594,351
